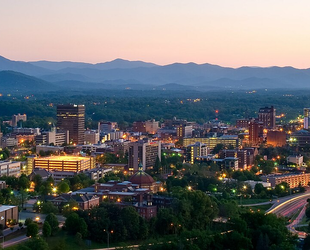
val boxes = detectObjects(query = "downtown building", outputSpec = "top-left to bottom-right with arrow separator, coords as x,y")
258,106 -> 276,129
128,139 -> 161,172
56,104 -> 85,145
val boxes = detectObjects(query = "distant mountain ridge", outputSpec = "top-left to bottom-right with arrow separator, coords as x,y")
1,55 -> 310,91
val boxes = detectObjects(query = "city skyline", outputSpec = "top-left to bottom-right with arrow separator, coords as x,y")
1,1 -> 310,68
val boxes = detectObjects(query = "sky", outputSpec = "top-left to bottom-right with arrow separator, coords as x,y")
1,0 -> 310,68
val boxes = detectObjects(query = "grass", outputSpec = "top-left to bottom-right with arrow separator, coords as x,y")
4,228 -> 27,242
295,226 -> 309,233
298,215 -> 309,226
237,198 -> 272,205
246,204 -> 273,213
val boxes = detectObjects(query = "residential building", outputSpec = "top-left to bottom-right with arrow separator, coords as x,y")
261,173 -> 310,188
128,139 -> 161,171
187,142 -> 208,164
57,104 -> 85,145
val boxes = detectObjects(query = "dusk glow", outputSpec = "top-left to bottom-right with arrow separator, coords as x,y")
1,0 -> 310,67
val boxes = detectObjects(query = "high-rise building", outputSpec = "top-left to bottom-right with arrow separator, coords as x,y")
304,108 -> 310,129
128,139 -> 161,172
258,106 -> 276,129
249,119 -> 264,145
57,104 -> 85,145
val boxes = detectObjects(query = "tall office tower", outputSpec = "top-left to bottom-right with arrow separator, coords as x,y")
258,106 -> 276,129
304,108 -> 310,129
57,104 -> 85,145
248,119 -> 264,145
128,139 -> 161,172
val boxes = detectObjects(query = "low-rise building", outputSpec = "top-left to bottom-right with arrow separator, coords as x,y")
0,161 -> 21,177
46,194 -> 100,210
287,155 -> 304,167
0,205 -> 18,228
261,173 -> 310,188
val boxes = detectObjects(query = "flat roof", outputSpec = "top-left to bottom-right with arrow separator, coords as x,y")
37,156 -> 90,161
0,205 -> 16,213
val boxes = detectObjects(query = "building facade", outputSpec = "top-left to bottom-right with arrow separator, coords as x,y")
57,104 -> 85,145
0,161 -> 21,177
258,106 -> 276,129
128,139 -> 161,171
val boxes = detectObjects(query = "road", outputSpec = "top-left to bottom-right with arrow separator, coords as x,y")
19,211 -> 65,224
264,191 -> 310,238
266,192 -> 310,214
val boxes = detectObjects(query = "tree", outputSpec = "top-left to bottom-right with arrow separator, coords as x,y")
75,232 -> 84,246
45,213 -> 59,236
42,221 -> 51,238
26,223 -> 39,237
254,183 -> 265,195
153,156 -> 162,174
212,144 -> 224,154
22,237 -> 49,250
18,175 -> 30,189
33,175 -> 43,192
65,212 -> 88,237
25,218 -> 33,226
57,181 -> 70,194
41,201 -> 58,214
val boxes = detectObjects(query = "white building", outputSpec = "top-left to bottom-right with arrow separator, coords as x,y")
0,161 -> 21,177
287,155 -> 303,167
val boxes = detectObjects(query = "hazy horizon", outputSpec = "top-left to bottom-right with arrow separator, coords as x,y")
1,1 -> 310,68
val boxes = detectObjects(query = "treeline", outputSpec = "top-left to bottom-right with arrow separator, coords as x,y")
1,89 -> 310,130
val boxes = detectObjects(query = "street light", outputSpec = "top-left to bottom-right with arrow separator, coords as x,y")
104,229 -> 114,249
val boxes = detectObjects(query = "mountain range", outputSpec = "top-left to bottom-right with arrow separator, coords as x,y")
0,55 -> 310,93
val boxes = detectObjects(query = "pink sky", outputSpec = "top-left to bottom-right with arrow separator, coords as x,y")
1,0 -> 310,68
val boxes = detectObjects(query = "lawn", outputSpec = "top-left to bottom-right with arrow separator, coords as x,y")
237,198 -> 272,205
246,204 -> 273,213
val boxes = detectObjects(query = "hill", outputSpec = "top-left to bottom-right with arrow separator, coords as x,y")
0,71 -> 57,93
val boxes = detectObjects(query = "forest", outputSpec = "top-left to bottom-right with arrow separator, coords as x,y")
0,88 -> 310,131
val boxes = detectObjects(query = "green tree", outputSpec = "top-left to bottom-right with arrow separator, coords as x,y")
254,183 -> 265,195
57,181 -> 70,194
65,212 -> 88,237
33,175 -> 43,192
18,175 -> 30,189
45,213 -> 59,236
25,218 -> 33,226
41,201 -> 58,214
153,156 -> 162,174
26,223 -> 39,238
42,221 -> 51,238
22,237 -> 48,250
